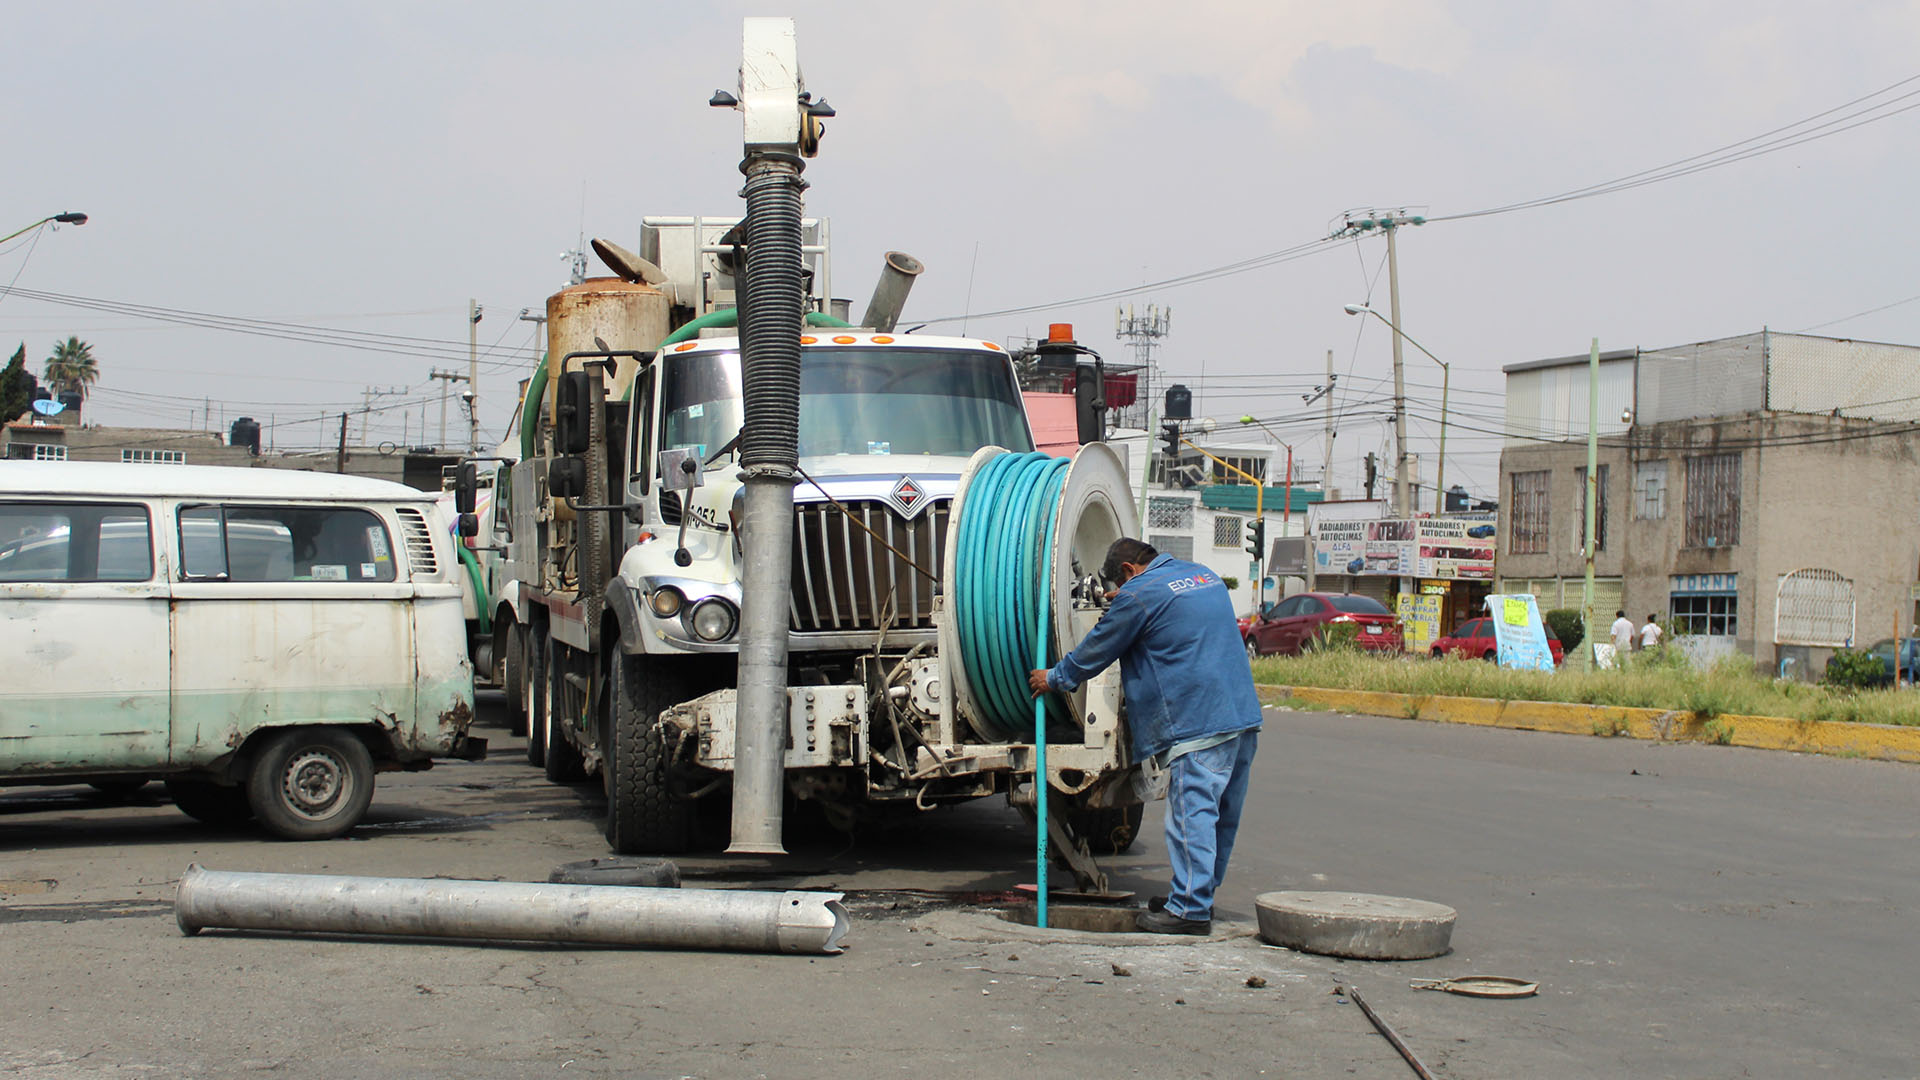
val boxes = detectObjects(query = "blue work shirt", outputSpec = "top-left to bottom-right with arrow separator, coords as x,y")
1045,553 -> 1263,761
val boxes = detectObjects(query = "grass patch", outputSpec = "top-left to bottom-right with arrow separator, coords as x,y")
1251,650 -> 1920,727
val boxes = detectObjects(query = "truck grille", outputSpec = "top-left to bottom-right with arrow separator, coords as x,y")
790,499 -> 948,633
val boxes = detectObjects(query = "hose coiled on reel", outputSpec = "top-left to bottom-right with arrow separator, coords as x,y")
951,451 -> 1073,742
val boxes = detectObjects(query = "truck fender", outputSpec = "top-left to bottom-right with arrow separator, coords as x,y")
605,576 -> 646,654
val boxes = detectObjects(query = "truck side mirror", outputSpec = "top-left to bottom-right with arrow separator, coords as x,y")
657,447 -> 703,492
457,512 -> 479,538
548,457 -> 586,499
553,370 -> 594,455
453,461 -> 477,514
1073,358 -> 1106,444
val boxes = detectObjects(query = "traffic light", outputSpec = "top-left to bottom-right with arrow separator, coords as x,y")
1160,421 -> 1181,461
1245,518 -> 1266,560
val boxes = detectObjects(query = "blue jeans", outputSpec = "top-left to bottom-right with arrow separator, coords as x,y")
1163,730 -> 1259,921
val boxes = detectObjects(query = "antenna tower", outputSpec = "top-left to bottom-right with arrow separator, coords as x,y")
1114,302 -> 1172,429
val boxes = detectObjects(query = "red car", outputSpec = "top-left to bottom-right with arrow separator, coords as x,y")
1245,593 -> 1404,658
1430,616 -> 1566,666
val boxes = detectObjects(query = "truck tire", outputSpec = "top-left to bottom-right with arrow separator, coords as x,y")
165,779 -> 253,827
504,621 -> 528,736
543,637 -> 587,783
1065,802 -> 1145,855
244,728 -> 376,841
605,653 -> 694,854
525,624 -> 548,768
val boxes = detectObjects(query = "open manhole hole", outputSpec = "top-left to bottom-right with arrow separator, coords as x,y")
998,904 -> 1142,934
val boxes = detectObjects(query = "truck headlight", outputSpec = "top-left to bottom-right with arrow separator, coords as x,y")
648,587 -> 685,618
687,598 -> 738,642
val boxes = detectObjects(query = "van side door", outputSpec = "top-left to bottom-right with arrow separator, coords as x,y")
167,502 -> 415,765
0,500 -> 171,772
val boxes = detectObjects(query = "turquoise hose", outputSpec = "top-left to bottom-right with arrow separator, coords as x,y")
951,450 -> 1073,925
951,451 -> 1072,740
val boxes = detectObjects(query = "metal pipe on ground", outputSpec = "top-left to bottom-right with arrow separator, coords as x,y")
173,865 -> 849,955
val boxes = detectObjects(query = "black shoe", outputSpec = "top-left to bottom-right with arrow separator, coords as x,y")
1135,909 -> 1211,936
1148,895 -> 1167,913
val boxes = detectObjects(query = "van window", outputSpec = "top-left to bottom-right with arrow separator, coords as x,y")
0,502 -> 153,582
177,505 -> 398,583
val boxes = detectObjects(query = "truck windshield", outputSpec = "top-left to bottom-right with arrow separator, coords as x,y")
660,346 -> 1034,460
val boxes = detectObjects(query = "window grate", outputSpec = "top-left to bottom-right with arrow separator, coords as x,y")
1212,515 -> 1243,548
1684,453 -> 1741,548
1509,470 -> 1549,554
394,507 -> 439,576
1147,496 -> 1194,531
1775,568 -> 1853,646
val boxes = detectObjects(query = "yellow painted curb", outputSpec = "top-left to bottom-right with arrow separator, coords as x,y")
1257,684 -> 1920,764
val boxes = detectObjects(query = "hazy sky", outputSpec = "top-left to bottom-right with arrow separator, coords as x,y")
6,1 -> 1917,500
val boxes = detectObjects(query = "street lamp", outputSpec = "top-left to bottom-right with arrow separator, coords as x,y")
1,212 -> 88,247
1344,303 -> 1450,515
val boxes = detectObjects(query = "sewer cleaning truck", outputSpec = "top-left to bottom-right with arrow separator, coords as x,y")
476,19 -> 1142,873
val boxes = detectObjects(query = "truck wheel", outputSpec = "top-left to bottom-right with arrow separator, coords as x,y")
525,625 -> 548,768
504,622 -> 528,737
605,653 -> 693,854
165,779 -> 253,827
543,637 -> 587,783
1065,802 -> 1145,855
244,728 -> 376,841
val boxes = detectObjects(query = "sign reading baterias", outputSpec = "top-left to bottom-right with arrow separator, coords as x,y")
1313,517 -> 1494,579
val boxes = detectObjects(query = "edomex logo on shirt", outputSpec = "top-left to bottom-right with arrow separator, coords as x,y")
1166,572 -> 1217,594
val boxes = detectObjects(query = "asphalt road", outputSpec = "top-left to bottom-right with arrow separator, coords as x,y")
2,693 -> 1916,1079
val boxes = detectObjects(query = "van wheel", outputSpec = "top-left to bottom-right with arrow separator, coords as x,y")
166,780 -> 253,827
543,637 -> 586,783
504,622 -> 528,737
605,654 -> 693,854
525,627 -> 548,768
246,728 -> 376,841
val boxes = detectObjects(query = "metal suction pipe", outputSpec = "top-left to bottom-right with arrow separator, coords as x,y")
729,152 -> 808,855
174,865 -> 849,955
859,251 -> 924,332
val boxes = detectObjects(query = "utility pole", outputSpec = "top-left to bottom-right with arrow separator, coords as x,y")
468,300 -> 483,452
360,386 -> 405,443
1577,337 -> 1600,671
1330,210 -> 1425,516
1324,348 -> 1336,494
335,412 -> 349,474
429,369 -> 470,451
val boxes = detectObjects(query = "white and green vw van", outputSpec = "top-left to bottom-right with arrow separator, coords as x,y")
0,461 -> 484,839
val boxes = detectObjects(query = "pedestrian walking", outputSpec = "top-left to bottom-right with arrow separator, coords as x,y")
1028,537 -> 1261,935
1640,615 -> 1664,653
1610,610 -> 1634,667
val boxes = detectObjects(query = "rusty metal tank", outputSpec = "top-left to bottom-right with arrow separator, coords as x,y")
545,277 -> 671,401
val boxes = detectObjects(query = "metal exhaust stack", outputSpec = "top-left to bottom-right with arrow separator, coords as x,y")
174,865 -> 849,955
859,251 -> 924,332
726,16 -> 824,854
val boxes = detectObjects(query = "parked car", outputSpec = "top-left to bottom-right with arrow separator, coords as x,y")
1430,616 -> 1566,666
1856,638 -> 1919,686
1245,593 -> 1403,657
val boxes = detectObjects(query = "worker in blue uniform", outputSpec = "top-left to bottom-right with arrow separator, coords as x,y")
1029,537 -> 1263,935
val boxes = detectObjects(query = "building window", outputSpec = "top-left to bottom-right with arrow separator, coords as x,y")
1575,464 -> 1609,551
1633,460 -> 1667,520
1671,592 -> 1737,637
122,448 -> 186,464
1148,534 -> 1193,561
1509,470 -> 1549,554
1212,515 -> 1243,548
1684,453 -> 1740,548
7,443 -> 68,461
1775,568 -> 1853,647
1146,496 -> 1194,531
1208,455 -> 1266,485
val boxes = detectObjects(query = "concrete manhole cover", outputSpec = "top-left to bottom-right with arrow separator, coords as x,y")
1255,891 -> 1456,960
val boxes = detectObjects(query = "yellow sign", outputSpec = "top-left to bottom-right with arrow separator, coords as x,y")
1503,598 -> 1529,626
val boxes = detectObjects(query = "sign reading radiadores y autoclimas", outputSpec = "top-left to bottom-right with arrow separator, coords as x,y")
1313,517 -> 1495,579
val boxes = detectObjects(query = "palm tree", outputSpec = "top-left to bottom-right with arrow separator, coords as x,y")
43,336 -> 98,400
